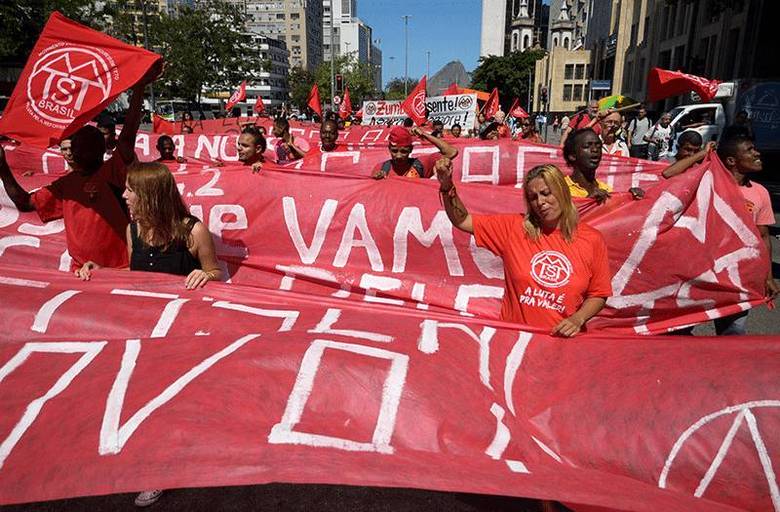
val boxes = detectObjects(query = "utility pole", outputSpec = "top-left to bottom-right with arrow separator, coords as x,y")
402,15 -> 411,95
140,0 -> 155,111
330,0 -> 336,113
426,50 -> 430,90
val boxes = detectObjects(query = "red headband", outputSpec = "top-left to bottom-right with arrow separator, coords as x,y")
388,126 -> 413,147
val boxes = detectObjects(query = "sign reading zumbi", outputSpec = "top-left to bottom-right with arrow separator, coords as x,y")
362,94 -> 477,129
0,12 -> 161,148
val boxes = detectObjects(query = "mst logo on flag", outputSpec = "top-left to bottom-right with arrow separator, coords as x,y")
27,44 -> 115,126
0,11 -> 161,148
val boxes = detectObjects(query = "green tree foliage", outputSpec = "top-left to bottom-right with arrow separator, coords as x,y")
149,0 -> 262,102
384,77 -> 419,101
0,0 -> 113,62
470,50 -> 545,110
289,54 -> 378,111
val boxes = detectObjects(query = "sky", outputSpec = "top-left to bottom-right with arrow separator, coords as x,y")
357,0 -> 482,87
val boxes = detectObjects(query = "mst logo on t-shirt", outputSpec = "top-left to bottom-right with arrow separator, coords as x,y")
530,250 -> 572,288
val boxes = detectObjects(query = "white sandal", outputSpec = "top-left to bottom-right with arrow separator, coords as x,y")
134,489 -> 163,507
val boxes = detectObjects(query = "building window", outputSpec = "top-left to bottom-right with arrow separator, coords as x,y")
552,34 -> 559,47
276,13 -> 285,19
564,64 -> 574,79
573,84 -> 583,101
630,23 -> 638,47
563,84 -> 573,101
523,34 -> 530,50
574,64 -> 584,79
563,36 -> 569,49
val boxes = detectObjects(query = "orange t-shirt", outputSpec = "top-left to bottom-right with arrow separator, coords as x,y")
473,214 -> 612,329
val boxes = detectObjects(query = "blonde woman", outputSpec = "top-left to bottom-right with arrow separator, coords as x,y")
436,161 -> 611,337
77,162 -> 222,290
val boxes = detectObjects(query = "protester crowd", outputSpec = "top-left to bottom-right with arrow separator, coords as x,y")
0,64 -> 776,509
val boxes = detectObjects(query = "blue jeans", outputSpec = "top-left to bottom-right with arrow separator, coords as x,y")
714,311 -> 749,336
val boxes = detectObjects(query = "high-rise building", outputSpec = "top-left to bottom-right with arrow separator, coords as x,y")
240,0 -> 323,72
322,0 -> 382,92
247,34 -> 290,110
480,0 -> 547,57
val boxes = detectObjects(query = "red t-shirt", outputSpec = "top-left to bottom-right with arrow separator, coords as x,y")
473,214 -> 612,329
570,113 -> 602,135
31,155 -> 130,271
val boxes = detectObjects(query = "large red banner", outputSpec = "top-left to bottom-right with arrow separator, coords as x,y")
0,12 -> 161,148
0,133 -> 776,510
0,264 -> 777,511
0,140 -> 770,334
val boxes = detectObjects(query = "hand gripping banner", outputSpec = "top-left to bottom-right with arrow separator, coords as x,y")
0,12 -> 161,148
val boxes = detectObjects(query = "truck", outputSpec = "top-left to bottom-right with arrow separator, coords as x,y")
667,79 -> 780,167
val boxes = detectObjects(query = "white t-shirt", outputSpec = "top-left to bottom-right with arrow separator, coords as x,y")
648,124 -> 673,157
602,139 -> 630,157
629,116 -> 653,145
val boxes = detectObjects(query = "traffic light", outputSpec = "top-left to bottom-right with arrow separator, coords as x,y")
335,74 -> 343,93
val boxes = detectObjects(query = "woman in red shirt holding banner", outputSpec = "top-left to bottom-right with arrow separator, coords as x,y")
436,161 -> 611,336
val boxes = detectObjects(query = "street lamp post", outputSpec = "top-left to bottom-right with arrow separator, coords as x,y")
140,0 -> 155,111
402,15 -> 411,95
330,0 -> 336,113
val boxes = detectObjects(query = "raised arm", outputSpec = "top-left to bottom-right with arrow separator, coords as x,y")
413,127 -> 458,159
662,142 -> 716,179
435,157 -> 472,233
0,146 -> 33,212
117,60 -> 163,165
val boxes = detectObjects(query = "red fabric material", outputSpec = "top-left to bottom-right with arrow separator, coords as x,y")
225,81 -> 246,112
0,12 -> 161,148
443,83 -> 461,95
388,126 -> 413,147
1,141 -> 769,335
473,214 -> 611,329
29,154 -> 129,270
151,114 -> 174,135
253,98 -> 265,114
509,98 -> 529,119
401,76 -> 428,126
570,113 -> 602,134
481,88 -> 500,119
307,84 -> 322,117
0,263 -> 776,511
339,87 -> 352,119
646,67 -> 721,103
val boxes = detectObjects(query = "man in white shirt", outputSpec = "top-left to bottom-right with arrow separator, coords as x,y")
627,104 -> 653,159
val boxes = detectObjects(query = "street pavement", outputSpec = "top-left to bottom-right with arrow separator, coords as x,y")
0,484 -> 543,511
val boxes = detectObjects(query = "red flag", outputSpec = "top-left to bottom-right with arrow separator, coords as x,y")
339,86 -> 352,119
443,82 -> 460,96
151,113 -> 174,134
401,76 -> 427,126
508,98 -> 529,118
307,84 -> 322,116
646,67 -> 721,103
481,87 -> 500,118
253,97 -> 265,115
0,11 -> 161,148
225,81 -> 246,112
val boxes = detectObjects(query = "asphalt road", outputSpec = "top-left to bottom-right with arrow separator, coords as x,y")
0,484 -> 544,512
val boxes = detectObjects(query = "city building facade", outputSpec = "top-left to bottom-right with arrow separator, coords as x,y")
587,0 -> 775,110
533,0 -> 592,112
322,0 -> 382,92
241,0 -> 323,72
480,0 -> 548,57
247,34 -> 290,110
